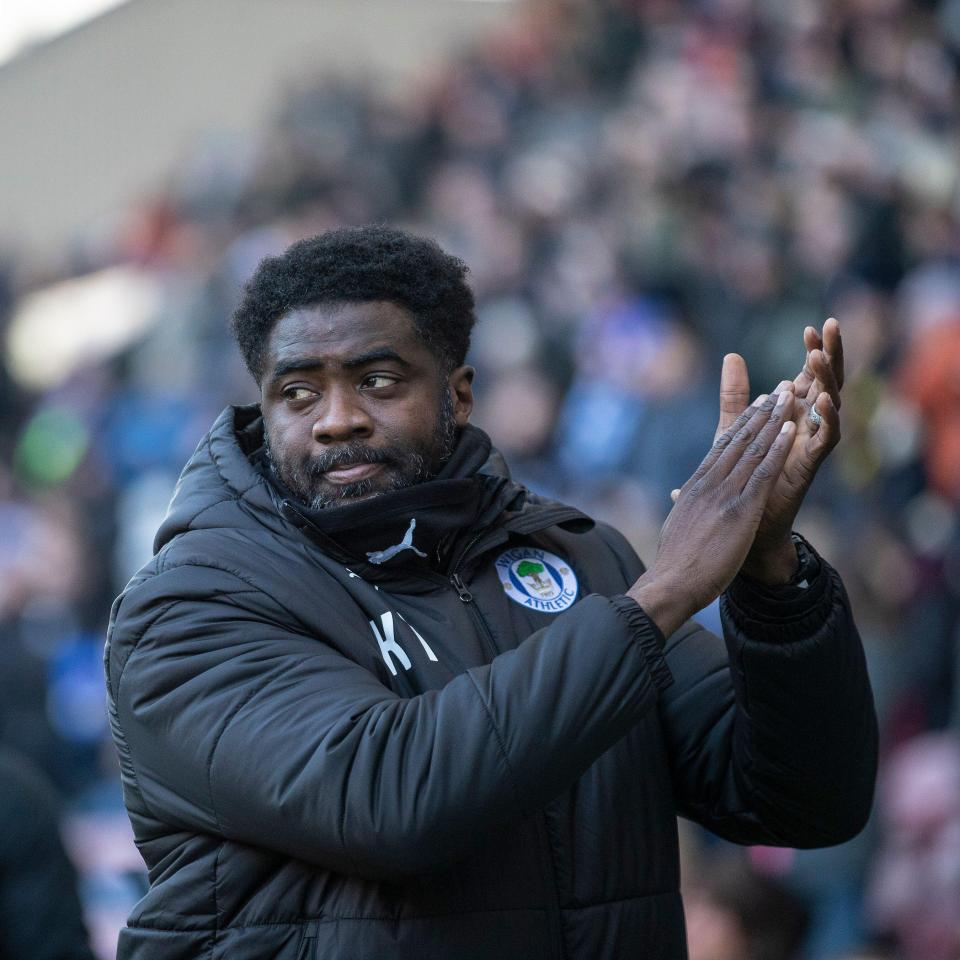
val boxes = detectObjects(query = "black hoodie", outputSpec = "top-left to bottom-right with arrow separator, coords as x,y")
105,405 -> 877,959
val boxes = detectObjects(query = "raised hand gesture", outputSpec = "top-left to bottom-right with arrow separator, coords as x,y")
701,319 -> 844,583
632,391 -> 796,637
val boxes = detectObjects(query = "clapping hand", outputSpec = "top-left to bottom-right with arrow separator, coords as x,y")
672,319 -> 844,584
631,391 -> 797,637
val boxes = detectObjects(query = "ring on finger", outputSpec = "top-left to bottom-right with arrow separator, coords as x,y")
808,407 -> 823,429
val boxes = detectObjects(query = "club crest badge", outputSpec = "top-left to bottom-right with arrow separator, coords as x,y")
495,547 -> 578,613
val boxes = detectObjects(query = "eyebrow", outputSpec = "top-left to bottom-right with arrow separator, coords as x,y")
269,348 -> 412,384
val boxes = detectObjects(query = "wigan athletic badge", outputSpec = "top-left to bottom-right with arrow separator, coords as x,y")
495,547 -> 579,613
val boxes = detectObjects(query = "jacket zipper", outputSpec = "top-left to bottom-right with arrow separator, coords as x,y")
449,572 -> 500,666
450,571 -> 473,602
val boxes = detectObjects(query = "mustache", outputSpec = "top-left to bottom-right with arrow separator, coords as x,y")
301,442 -> 402,478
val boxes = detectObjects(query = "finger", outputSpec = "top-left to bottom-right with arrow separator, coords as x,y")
715,353 -> 750,441
707,392 -> 772,470
682,394 -> 770,493
784,392 -> 839,494
707,391 -> 783,481
809,348 -> 841,409
726,389 -> 795,490
805,391 -> 841,459
795,326 -> 821,396
742,419 -> 796,502
822,317 -> 844,390
795,334 -> 820,398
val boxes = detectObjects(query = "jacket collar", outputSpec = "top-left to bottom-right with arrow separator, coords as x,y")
267,424 -> 516,580
263,421 -> 595,583
155,405 -> 594,582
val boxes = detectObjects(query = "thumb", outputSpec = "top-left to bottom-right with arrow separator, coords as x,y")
716,353 -> 750,441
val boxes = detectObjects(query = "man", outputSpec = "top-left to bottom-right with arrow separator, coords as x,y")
105,225 -> 876,959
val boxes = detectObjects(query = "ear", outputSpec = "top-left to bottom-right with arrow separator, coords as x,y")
448,365 -> 475,427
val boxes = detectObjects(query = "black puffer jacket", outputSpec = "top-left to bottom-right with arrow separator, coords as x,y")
105,406 -> 877,959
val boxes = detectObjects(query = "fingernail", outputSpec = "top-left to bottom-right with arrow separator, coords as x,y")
773,380 -> 791,393
776,390 -> 790,406
780,421 -> 795,433
752,394 -> 768,407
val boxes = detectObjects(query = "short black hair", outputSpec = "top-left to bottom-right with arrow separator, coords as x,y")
232,225 -> 476,383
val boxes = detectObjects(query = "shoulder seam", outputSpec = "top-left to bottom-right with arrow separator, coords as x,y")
112,599 -> 179,696
131,559 -> 301,623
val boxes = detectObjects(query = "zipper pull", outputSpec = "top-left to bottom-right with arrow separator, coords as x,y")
450,573 -> 473,602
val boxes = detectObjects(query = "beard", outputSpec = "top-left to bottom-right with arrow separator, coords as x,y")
265,388 -> 458,510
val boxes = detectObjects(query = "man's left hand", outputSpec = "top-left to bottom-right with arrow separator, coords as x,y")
672,319 -> 843,585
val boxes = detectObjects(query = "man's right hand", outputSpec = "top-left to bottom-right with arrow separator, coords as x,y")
628,389 -> 796,637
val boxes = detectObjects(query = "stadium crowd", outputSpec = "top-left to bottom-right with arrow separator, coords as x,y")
1,0 -> 959,956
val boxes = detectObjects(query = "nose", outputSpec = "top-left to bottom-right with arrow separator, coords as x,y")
311,386 -> 373,444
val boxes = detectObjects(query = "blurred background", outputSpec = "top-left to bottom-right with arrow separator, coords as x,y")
1,0 -> 959,957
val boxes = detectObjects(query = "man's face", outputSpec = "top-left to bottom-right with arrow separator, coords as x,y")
260,300 -> 473,508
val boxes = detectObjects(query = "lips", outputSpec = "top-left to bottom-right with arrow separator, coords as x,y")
321,462 -> 385,484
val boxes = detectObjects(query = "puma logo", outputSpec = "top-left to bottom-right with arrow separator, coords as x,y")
366,519 -> 427,565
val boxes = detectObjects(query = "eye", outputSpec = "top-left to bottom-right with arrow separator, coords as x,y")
282,386 -> 316,403
361,374 -> 399,390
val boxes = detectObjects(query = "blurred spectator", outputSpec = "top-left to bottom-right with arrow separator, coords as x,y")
0,746 -> 94,959
898,291 -> 960,503
866,733 -> 960,960
684,856 -> 809,960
